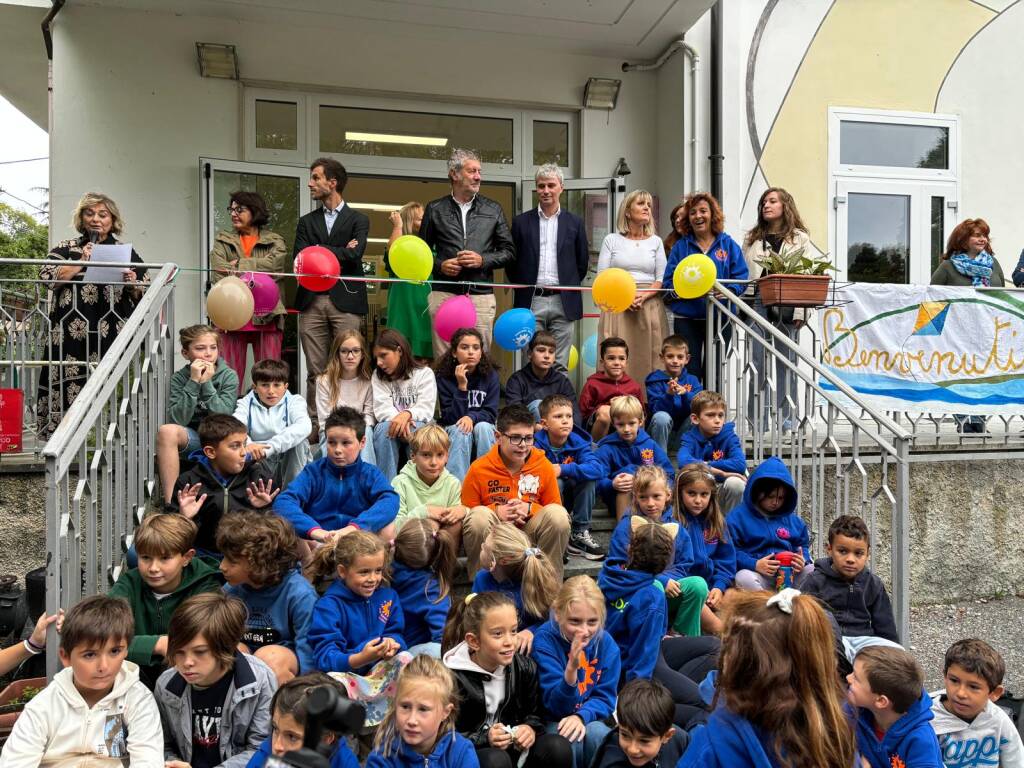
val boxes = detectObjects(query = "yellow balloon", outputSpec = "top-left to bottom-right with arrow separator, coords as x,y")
673,254 -> 717,299
568,345 -> 579,371
591,267 -> 636,313
207,276 -> 255,331
389,235 -> 433,282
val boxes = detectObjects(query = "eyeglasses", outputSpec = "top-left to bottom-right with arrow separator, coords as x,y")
226,205 -> 250,214
502,434 -> 535,446
338,347 -> 362,357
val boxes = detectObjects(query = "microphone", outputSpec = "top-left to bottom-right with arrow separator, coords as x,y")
88,230 -> 101,244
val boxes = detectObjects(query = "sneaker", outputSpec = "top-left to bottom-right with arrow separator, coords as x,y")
567,530 -> 606,561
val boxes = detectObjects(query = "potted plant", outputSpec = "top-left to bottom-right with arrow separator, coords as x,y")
0,677 -> 46,739
755,246 -> 835,307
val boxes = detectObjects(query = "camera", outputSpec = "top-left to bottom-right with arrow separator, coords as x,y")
266,685 -> 366,768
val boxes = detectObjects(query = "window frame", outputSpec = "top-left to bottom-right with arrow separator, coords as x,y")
244,90 -> 308,164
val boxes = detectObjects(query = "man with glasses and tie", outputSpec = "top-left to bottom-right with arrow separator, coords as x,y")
459,404 -> 571,579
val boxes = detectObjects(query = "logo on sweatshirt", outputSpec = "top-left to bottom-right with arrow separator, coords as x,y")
939,734 -> 1006,767
466,389 -> 488,408
518,473 -> 540,497
562,456 -> 576,465
577,653 -> 599,696
889,757 -> 906,768
704,529 -> 719,545
378,600 -> 393,624
714,248 -> 727,262
640,448 -> 655,465
711,449 -> 724,461
776,527 -> 791,540
680,383 -> 693,393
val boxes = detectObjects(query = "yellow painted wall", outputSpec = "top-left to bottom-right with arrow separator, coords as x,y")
758,0 -> 993,246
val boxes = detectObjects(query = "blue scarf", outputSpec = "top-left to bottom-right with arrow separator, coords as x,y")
950,251 -> 994,287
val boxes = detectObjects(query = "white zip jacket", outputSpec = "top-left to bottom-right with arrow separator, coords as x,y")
0,661 -> 163,768
233,390 -> 311,457
930,691 -> 1024,768
371,367 -> 437,423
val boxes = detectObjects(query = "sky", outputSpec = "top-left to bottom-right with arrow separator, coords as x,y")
0,95 -> 49,223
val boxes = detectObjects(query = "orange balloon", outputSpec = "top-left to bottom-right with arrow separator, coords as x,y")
591,267 -> 637,313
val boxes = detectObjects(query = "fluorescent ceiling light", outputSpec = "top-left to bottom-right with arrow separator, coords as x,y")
348,203 -> 405,212
345,131 -> 448,147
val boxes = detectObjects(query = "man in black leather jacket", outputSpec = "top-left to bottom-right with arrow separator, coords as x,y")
419,148 -> 515,354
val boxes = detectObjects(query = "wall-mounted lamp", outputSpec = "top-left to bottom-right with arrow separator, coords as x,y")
196,42 -> 239,79
583,77 -> 621,109
614,157 -> 632,177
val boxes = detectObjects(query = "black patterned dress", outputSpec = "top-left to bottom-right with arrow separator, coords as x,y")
36,235 -> 148,437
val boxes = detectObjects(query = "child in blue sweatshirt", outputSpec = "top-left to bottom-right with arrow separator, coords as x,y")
531,576 -> 620,768
727,456 -> 812,592
367,655 -> 479,768
275,406 -> 400,543
245,673 -> 359,768
847,645 -> 943,768
595,395 -> 674,520
217,510 -> 317,682
434,328 -> 500,481
680,589 -> 858,768
389,518 -> 457,658
307,530 -> 410,726
645,335 -> 703,455
675,463 -> 736,635
535,394 -> 605,561
677,390 -> 747,514
605,466 -> 707,638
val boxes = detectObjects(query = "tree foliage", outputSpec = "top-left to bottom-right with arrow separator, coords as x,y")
0,202 -> 49,299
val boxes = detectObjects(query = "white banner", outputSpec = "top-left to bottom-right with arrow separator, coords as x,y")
818,284 -> 1024,415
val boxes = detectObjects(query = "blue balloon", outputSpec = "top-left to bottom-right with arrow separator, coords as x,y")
582,333 -> 598,367
493,308 -> 537,351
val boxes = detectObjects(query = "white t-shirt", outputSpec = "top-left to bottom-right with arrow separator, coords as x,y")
596,233 -> 666,285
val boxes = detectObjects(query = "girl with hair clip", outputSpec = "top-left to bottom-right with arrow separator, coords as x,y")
389,518 -> 458,658
675,463 -> 736,635
442,592 -> 573,768
371,329 -> 438,481
306,531 -> 411,726
604,466 -> 708,637
434,327 -> 500,481
679,589 -> 857,768
315,329 -> 376,461
530,576 -> 621,768
367,655 -> 479,768
471,522 -> 559,654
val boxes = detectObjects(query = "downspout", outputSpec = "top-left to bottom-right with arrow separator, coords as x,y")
622,36 -> 701,194
709,0 -> 724,202
42,0 -> 65,235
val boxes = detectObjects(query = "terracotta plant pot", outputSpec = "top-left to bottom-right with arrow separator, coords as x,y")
758,274 -> 832,307
0,676 -> 47,738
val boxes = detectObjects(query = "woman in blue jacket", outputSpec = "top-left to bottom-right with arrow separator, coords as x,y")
662,192 -> 748,379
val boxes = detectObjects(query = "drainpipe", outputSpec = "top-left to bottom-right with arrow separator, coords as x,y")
709,1 -> 724,202
42,0 -> 65,234
622,36 -> 701,195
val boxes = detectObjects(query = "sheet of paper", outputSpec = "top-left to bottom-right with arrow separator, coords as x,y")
81,243 -> 133,283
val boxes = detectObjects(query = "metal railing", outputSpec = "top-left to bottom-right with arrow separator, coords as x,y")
704,283 -> 914,641
40,261 -> 177,674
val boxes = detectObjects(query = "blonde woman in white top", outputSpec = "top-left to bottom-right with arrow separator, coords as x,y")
596,189 -> 668,386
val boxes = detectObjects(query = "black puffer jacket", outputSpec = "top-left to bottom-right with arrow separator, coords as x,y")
418,194 -> 515,295
801,557 -> 899,642
445,645 -> 545,748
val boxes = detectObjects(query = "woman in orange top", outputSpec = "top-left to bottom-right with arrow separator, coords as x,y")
209,190 -> 288,389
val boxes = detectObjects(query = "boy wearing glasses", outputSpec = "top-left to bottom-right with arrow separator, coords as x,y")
461,404 -> 571,578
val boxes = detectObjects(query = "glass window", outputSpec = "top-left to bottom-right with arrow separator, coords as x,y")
255,100 -> 298,151
319,106 -> 514,164
930,196 -> 945,275
534,121 -> 569,167
840,121 -> 948,169
847,192 -> 910,283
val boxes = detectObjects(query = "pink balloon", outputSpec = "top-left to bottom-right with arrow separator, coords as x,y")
434,295 -> 477,343
241,272 -> 280,315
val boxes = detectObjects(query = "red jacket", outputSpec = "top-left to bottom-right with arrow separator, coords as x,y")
579,372 -> 644,422
461,445 -> 561,516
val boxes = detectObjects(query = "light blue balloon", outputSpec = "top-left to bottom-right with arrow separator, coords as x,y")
582,333 -> 598,367
493,308 -> 537,351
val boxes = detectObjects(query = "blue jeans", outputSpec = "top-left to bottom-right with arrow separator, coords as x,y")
648,410 -> 687,455
558,477 -> 596,534
545,718 -> 610,768
445,422 -> 496,481
527,399 -> 543,424
372,420 -> 428,482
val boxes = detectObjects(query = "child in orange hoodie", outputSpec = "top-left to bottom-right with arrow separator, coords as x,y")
461,404 -> 571,579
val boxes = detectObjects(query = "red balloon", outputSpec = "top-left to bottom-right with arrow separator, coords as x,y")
294,246 -> 340,291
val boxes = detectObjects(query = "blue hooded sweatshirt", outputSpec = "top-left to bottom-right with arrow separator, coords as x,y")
308,580 -> 406,674
597,565 -> 667,682
366,731 -> 479,768
247,736 -> 359,768
854,689 -> 943,768
224,567 -> 318,673
595,427 -> 674,500
681,514 -> 737,593
471,569 -> 547,633
390,559 -> 449,646
644,369 -> 703,424
605,509 -> 695,587
436,368 -> 500,427
677,707 -> 782,768
274,456 -> 399,537
530,618 -> 620,725
726,457 -> 809,572
534,425 -> 603,483
677,421 -> 746,477
663,232 -> 749,319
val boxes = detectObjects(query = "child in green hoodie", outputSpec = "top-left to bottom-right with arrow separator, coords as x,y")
108,513 -> 222,688
391,425 -> 468,550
